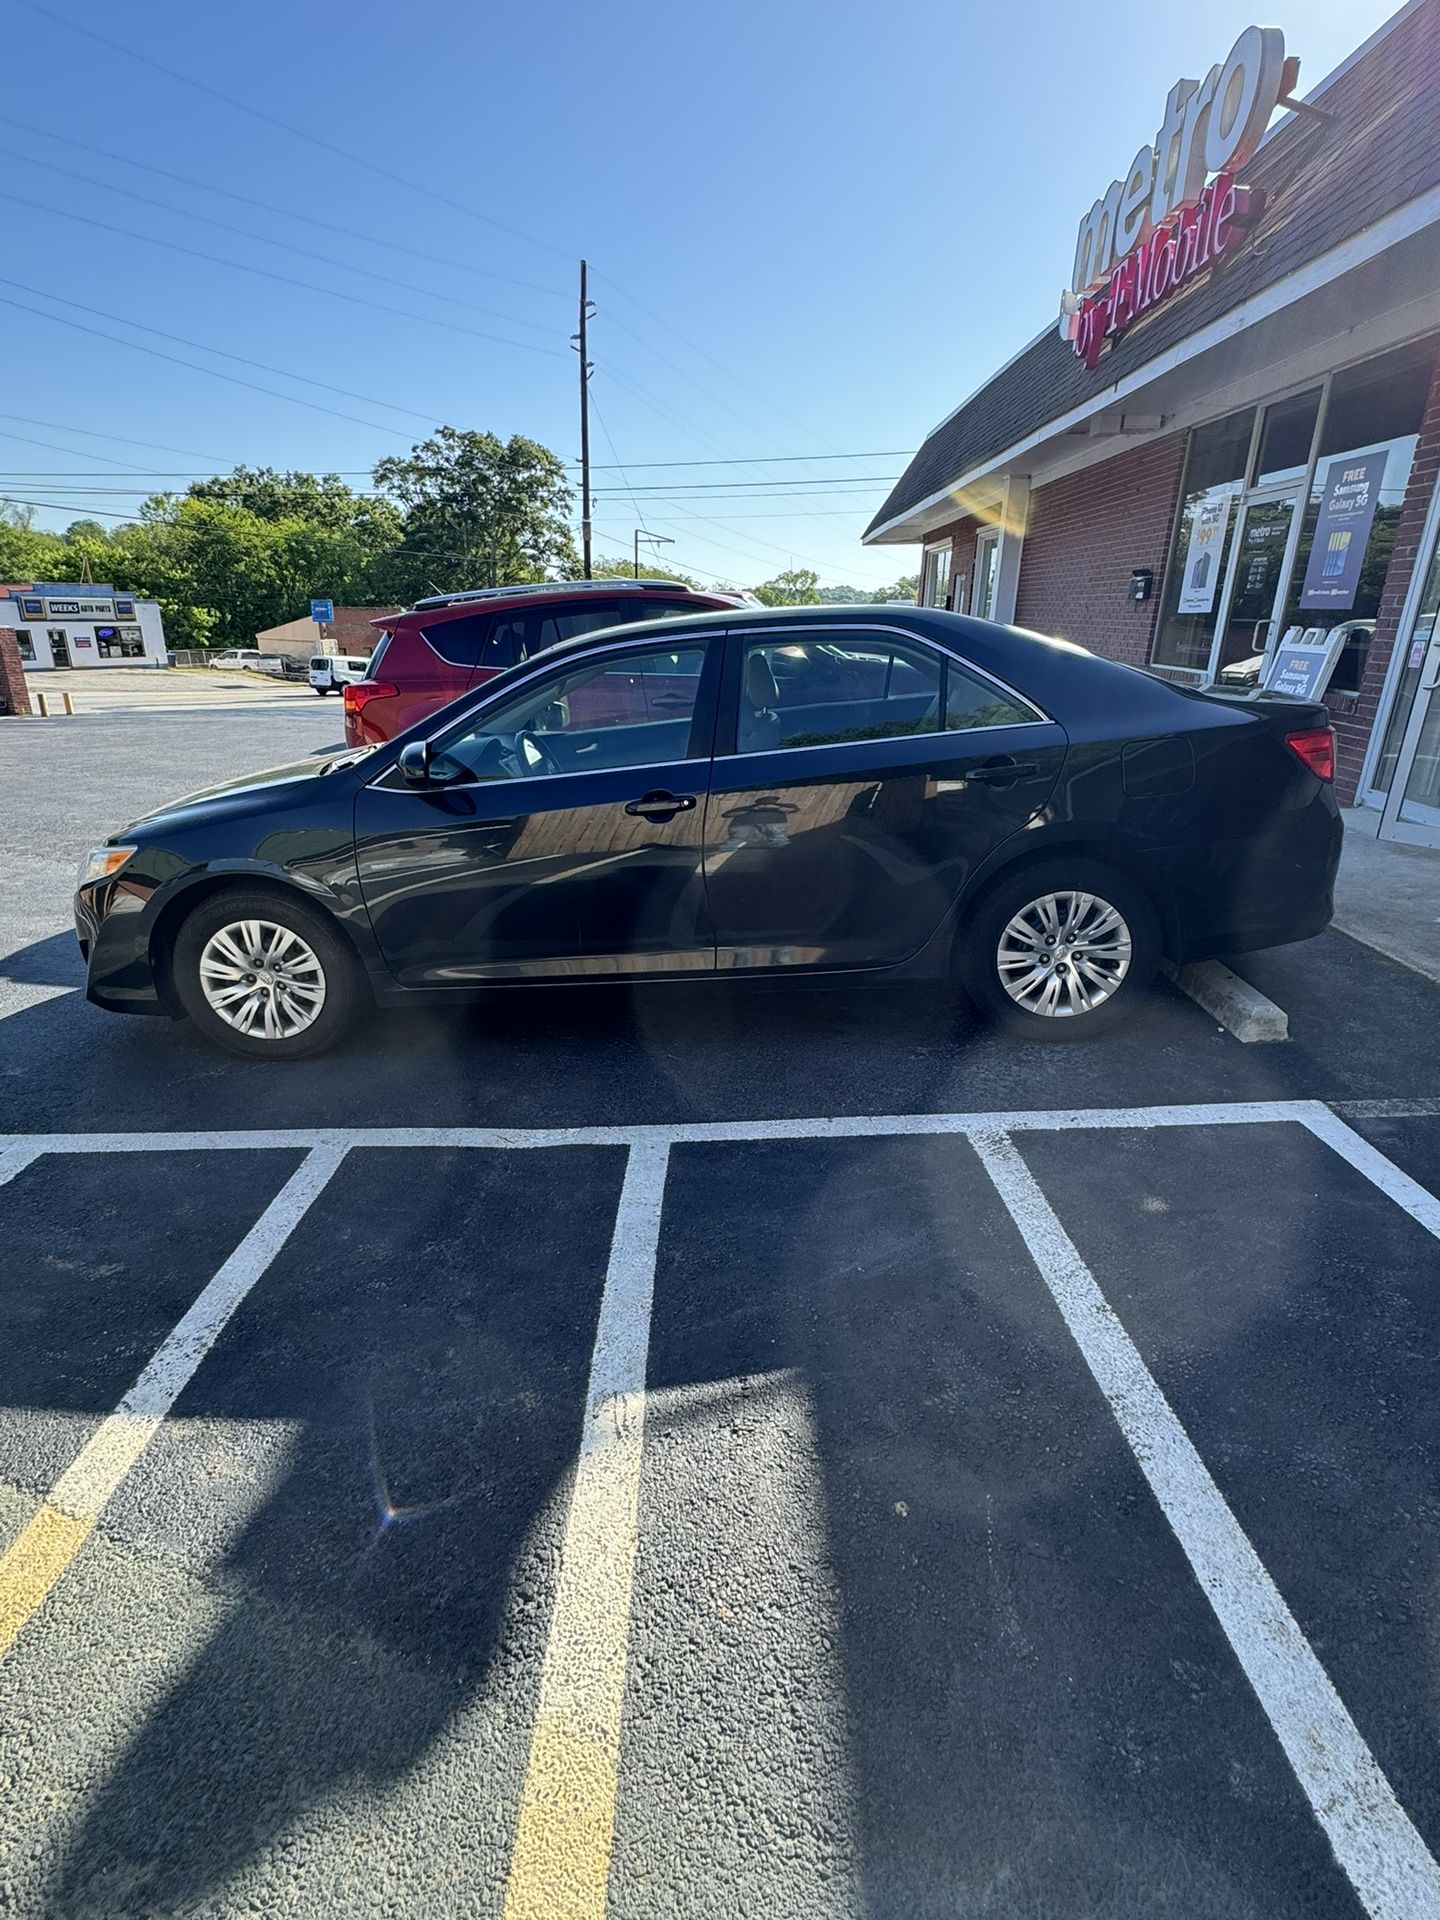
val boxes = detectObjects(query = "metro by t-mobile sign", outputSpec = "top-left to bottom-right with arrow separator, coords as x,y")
1059,26 -> 1294,369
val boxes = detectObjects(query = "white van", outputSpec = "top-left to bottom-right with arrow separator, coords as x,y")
308,655 -> 371,695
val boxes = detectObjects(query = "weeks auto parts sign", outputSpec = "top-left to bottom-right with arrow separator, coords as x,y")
1059,26 -> 1292,369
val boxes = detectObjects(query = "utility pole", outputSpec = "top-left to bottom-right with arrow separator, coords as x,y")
574,259 -> 595,580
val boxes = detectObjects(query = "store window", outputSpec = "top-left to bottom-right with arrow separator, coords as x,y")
1276,345 -> 1431,702
1150,409 -> 1254,673
920,544 -> 952,609
1253,388 -> 1322,488
12,627 -> 34,662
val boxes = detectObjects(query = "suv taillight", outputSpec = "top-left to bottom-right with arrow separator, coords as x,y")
343,679 -> 397,713
1285,727 -> 1335,781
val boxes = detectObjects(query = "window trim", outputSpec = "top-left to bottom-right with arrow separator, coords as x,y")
716,621 -> 1049,760
368,629 -> 724,792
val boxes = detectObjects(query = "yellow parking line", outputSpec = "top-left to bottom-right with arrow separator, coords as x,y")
502,1141 -> 669,1920
0,1504 -> 94,1659
0,1147 -> 343,1664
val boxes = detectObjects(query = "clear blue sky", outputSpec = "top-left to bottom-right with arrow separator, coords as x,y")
2,0 -> 1399,590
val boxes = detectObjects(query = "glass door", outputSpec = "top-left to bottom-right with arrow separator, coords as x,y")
1379,521 -> 1440,846
1210,489 -> 1300,679
972,528 -> 999,621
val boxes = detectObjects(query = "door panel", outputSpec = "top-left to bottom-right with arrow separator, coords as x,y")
355,629 -> 723,983
354,760 -> 713,983
704,725 -> 1067,971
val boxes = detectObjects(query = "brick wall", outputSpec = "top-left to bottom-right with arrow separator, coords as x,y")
1013,436 -> 1187,664
1327,345 -> 1440,801
0,631 -> 31,716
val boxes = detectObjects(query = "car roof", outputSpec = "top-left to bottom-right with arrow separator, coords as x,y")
378,580 -> 737,630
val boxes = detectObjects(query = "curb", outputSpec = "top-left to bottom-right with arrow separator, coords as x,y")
1162,959 -> 1289,1043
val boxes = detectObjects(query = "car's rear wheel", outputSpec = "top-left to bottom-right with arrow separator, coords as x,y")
172,889 -> 363,1059
960,859 -> 1159,1040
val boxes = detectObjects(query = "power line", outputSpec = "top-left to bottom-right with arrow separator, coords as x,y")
590,477 -> 899,495
11,0 -> 573,263
0,412 -> 232,462
0,290 -> 417,439
588,450 -> 912,470
0,190 -> 567,357
0,144 -> 559,338
4,117 -> 571,300
0,280 -> 442,427
596,270 -> 841,455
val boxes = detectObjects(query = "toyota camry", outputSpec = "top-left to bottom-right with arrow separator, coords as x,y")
74,604 -> 1341,1059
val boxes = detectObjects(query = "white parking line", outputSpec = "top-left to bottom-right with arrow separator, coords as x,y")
0,1097 -> 1332,1158
1298,1104 -> 1440,1239
3,1100 -> 1439,1912
974,1129 -> 1440,1920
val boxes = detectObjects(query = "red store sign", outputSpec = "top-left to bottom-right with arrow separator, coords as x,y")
1072,172 -> 1264,369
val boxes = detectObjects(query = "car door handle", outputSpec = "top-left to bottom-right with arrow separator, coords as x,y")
624,789 -> 697,820
966,756 -> 1038,787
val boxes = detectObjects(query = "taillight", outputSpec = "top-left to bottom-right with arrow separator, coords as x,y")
343,679 -> 397,713
1285,727 -> 1335,781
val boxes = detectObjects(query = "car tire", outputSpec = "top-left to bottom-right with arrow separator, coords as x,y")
959,859 -> 1159,1041
172,889 -> 365,1060
314,686 -> 328,696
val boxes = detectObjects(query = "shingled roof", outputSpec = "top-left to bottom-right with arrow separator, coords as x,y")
866,0 -> 1440,540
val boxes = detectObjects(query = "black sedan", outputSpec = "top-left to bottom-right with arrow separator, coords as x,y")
75,605 -> 1341,1059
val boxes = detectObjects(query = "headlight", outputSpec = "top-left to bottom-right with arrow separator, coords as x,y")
77,845 -> 137,888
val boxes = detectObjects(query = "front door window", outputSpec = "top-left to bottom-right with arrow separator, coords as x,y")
430,640 -> 709,782
47,629 -> 70,668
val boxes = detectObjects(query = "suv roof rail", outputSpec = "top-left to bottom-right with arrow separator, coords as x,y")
410,578 -> 698,613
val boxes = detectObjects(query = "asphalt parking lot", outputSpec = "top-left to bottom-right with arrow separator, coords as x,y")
4,695 -> 1440,1918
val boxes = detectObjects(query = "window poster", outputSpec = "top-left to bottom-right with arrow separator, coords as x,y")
1178,489 -> 1233,614
1300,451 -> 1388,609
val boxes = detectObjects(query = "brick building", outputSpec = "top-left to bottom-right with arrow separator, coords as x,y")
866,0 -> 1440,843
254,606 -> 397,662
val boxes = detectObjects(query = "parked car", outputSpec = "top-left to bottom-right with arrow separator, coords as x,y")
342,578 -> 743,747
75,604 -> 1341,1059
308,654 -> 372,695
209,649 -> 280,673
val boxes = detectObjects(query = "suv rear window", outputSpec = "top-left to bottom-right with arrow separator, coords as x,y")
416,596 -> 704,670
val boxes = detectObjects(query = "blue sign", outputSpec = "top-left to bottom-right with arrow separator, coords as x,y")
310,598 -> 335,624
1300,452 -> 1387,610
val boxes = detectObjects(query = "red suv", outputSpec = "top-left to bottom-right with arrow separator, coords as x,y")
343,579 -> 743,747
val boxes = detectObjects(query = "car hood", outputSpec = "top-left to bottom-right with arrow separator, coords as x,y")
117,749 -> 376,840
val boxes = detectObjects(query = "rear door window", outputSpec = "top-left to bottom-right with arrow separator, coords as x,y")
418,612 -> 520,672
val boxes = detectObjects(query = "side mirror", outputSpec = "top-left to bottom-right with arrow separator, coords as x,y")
397,740 -> 432,786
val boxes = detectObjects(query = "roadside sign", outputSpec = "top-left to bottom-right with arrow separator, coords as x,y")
310,599 -> 334,625
1264,626 -> 1346,701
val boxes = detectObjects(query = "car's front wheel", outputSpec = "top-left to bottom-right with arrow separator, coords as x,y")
960,859 -> 1159,1040
172,890 -> 364,1059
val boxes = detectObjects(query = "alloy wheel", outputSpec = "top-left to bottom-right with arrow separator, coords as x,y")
198,918 -> 327,1040
995,889 -> 1132,1018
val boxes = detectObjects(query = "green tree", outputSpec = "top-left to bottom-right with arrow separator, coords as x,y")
754,567 -> 821,606
372,427 -> 576,598
590,555 -> 704,590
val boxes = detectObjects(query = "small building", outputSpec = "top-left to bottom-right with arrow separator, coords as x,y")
255,607 -> 396,663
865,1 -> 1440,842
0,583 -> 167,671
